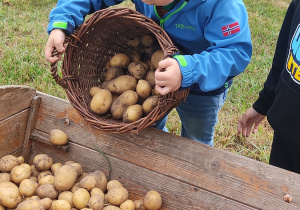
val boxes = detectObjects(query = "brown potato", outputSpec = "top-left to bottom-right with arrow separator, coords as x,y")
101,75 -> 137,95
151,50 -> 164,69
88,194 -> 104,210
49,129 -> 68,146
124,47 -> 141,62
145,70 -> 156,88
123,104 -> 143,123
109,53 -> 131,68
110,90 -> 139,120
143,190 -> 162,210
136,79 -> 152,99
90,89 -> 113,114
79,174 -> 97,191
38,174 -> 54,185
105,66 -> 124,81
128,62 -> 148,80
54,164 -> 78,191
90,170 -> 108,192
142,96 -> 159,116
141,34 -> 156,47
134,199 -> 146,210
146,60 -> 155,71
0,182 -> 22,208
36,183 -> 58,199
33,154 -> 53,171
0,155 -> 18,172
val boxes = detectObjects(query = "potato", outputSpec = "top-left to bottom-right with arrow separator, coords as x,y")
33,154 -> 53,171
107,179 -> 123,191
145,70 -> 155,88
123,104 -> 143,123
10,163 -> 32,184
39,174 -> 54,185
89,86 -> 102,97
109,53 -> 131,68
128,62 -> 148,80
0,205 -> 4,210
142,96 -> 159,116
51,162 -> 62,175
143,190 -> 162,210
141,34 -> 156,47
19,178 -> 39,197
58,191 -> 74,208
146,60 -> 155,71
49,129 -> 68,146
103,205 -> 121,210
37,170 -> 53,181
72,188 -> 90,209
0,173 -> 10,182
110,90 -> 139,120
120,199 -> 135,210
124,47 -> 141,62
88,194 -> 104,210
54,164 -> 78,191
0,181 -> 22,208
127,38 -> 141,48
40,198 -> 52,209
29,176 -> 38,182
105,66 -> 124,81
76,172 -> 88,182
151,50 -> 164,69
79,174 -> 97,191
17,156 -> 24,165
16,200 -> 43,210
152,86 -> 160,96
31,165 -> 40,177
107,186 -> 129,206
136,79 -> 152,99
91,187 -> 105,198
101,75 -> 137,95
70,182 -> 80,193
67,162 -> 83,176
91,170 -> 108,192
134,199 -> 146,210
139,61 -> 150,72
37,183 -> 58,199
90,89 -> 112,114
52,200 -> 71,210
0,155 -> 18,172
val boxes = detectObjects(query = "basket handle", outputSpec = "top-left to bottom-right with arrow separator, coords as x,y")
50,49 -> 68,89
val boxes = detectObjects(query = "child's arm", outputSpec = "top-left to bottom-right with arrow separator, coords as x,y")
45,29 -> 66,63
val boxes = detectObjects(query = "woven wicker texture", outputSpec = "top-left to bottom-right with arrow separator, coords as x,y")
51,7 -> 189,133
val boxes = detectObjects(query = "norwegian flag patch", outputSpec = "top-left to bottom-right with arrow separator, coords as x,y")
222,21 -> 240,37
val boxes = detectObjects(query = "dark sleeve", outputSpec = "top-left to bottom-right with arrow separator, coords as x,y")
252,0 -> 296,115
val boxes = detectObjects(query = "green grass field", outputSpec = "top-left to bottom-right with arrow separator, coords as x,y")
0,0 -> 291,163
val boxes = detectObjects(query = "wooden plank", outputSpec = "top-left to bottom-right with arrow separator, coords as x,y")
34,91 -> 300,209
0,110 -> 29,156
0,85 -> 36,121
30,140 -> 257,210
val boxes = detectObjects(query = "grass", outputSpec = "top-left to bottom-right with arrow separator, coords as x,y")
0,0 -> 291,163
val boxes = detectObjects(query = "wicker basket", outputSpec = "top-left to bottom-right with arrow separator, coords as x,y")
50,7 -> 189,133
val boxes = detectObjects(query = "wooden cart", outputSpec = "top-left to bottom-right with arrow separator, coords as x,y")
1,85 -> 300,209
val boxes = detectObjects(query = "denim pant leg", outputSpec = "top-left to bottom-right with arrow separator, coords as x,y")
154,112 -> 170,132
176,90 -> 228,146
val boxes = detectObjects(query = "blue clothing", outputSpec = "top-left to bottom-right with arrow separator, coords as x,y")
47,0 -> 252,95
155,90 -> 228,146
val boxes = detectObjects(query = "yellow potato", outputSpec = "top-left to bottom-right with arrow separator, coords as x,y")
123,104 -> 143,123
10,163 -> 32,184
143,190 -> 162,210
103,205 -> 122,210
49,129 -> 69,146
151,50 -> 164,69
128,62 -> 148,80
15,200 -> 43,210
101,75 -> 137,95
17,156 -> 24,165
79,174 -> 97,191
134,199 -> 146,210
72,188 -> 90,209
54,164 -> 78,191
88,194 -> 104,210
124,47 -> 141,62
37,170 -> 53,181
120,199 -> 135,210
58,191 -> 74,208
89,86 -> 102,97
19,178 -> 39,197
40,198 -> 52,209
38,174 -> 54,185
0,181 -> 22,208
51,199 -> 71,210
36,183 -> 58,199
109,53 -> 131,68
0,173 -> 10,182
107,179 -> 123,191
51,162 -> 63,175
142,96 -> 159,116
145,70 -> 156,88
0,155 -> 18,172
90,89 -> 113,114
105,66 -> 124,81
136,79 -> 152,99
107,186 -> 129,206
33,154 -> 53,171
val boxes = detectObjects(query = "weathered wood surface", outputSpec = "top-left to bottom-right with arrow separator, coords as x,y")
33,90 -> 300,209
1,85 -> 300,209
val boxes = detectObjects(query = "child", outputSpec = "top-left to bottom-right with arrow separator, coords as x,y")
45,0 -> 252,146
238,0 -> 300,173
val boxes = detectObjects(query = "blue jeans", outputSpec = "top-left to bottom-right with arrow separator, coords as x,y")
155,90 -> 228,146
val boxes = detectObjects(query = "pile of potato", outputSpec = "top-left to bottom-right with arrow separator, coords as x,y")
0,154 -> 162,210
90,34 -> 165,123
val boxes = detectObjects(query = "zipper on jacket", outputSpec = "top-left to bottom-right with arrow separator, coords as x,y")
154,1 -> 188,28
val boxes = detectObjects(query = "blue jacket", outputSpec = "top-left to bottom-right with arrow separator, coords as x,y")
47,0 -> 252,95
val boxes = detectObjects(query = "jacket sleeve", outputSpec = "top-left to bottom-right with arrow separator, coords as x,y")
174,0 -> 252,92
252,1 -> 296,115
47,0 -> 124,34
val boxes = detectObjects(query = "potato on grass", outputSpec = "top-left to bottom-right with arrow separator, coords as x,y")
0,155 -> 19,172
33,154 -> 53,171
10,163 -> 32,184
107,186 -> 129,206
123,104 -> 143,123
49,129 -> 69,146
54,164 -> 78,191
143,190 -> 162,210
19,178 -> 39,197
101,75 -> 137,95
72,188 -> 90,209
90,89 -> 113,114
110,90 -> 139,120
0,181 -> 22,208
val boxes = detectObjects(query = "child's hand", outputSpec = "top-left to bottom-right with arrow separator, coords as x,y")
44,29 -> 67,63
155,58 -> 182,95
